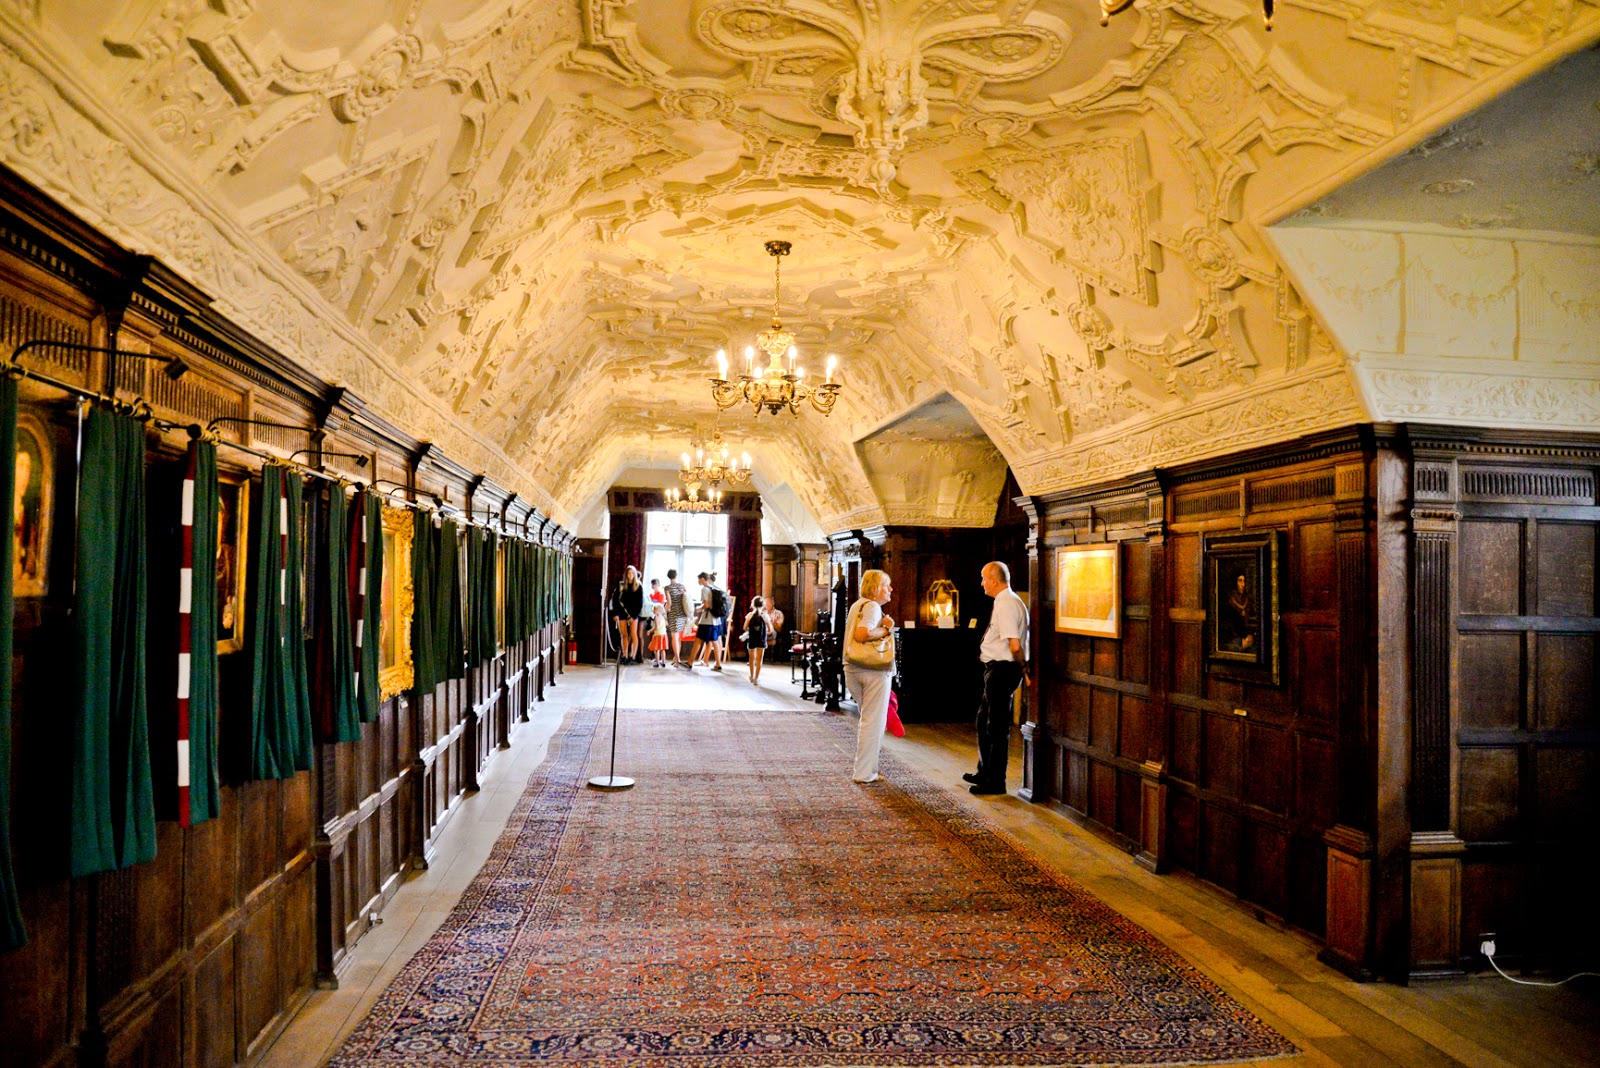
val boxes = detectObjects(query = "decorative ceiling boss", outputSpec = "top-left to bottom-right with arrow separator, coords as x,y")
710,241 -> 843,418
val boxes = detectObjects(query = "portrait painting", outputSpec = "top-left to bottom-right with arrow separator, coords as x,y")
1055,543 -> 1121,638
1203,530 -> 1282,685
495,541 -> 506,649
12,413 -> 53,598
378,505 -> 415,700
216,475 -> 249,654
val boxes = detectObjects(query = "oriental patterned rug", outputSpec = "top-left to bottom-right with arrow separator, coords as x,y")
328,708 -> 1295,1067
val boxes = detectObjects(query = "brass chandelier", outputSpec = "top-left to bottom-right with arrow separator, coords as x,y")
710,240 -> 843,417
680,430 -> 752,489
665,484 -> 724,513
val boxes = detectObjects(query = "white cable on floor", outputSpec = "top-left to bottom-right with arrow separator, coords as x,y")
1485,945 -> 1600,987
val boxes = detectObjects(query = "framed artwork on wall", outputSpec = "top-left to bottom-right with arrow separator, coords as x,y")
495,542 -> 505,650
1203,529 -> 1282,686
378,505 -> 415,700
1054,543 -> 1121,638
12,412 -> 53,599
216,473 -> 249,654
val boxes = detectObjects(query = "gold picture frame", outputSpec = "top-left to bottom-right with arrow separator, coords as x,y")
378,505 -> 415,700
12,412 -> 54,599
1055,543 -> 1121,638
1203,529 -> 1282,686
217,473 -> 249,654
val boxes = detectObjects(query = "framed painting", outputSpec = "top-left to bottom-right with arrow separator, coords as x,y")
378,505 -> 415,700
495,539 -> 505,650
1203,529 -> 1282,686
1055,543 -> 1121,638
12,412 -> 53,598
216,473 -> 249,654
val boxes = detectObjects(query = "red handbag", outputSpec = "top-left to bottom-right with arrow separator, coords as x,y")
886,691 -> 906,737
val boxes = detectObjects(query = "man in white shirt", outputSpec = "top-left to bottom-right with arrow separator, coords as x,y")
965,561 -> 1029,795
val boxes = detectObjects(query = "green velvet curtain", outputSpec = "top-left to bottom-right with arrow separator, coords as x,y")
247,466 -> 313,779
438,517 -> 465,684
541,546 -> 554,629
502,537 -> 521,647
0,377 -> 25,947
411,509 -> 437,692
467,527 -> 498,664
532,545 -> 544,632
355,492 -> 382,722
412,513 -> 466,692
70,408 -> 155,878
187,441 -> 221,824
283,473 -> 313,769
313,484 -> 359,744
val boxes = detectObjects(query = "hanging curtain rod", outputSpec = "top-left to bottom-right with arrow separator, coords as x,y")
5,338 -> 564,545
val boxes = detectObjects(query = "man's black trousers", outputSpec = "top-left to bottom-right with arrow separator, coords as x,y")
975,659 -> 1024,788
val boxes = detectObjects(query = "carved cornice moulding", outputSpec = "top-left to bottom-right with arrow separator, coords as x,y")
0,22 -> 568,526
1014,365 -> 1367,495
1359,360 -> 1600,430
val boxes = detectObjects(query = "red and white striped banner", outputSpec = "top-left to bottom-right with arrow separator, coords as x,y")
350,487 -> 367,703
175,443 -> 196,826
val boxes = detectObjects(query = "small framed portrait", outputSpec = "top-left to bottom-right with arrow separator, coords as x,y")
1204,529 -> 1283,686
216,474 -> 249,654
378,505 -> 415,700
1055,543 -> 1121,637
495,540 -> 506,650
12,413 -> 54,598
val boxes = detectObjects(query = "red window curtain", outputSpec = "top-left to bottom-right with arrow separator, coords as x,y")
606,510 -> 646,599
727,513 -> 762,634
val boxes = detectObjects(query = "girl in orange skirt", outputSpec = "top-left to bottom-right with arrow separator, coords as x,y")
648,600 -> 670,667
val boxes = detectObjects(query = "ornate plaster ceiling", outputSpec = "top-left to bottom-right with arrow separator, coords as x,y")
0,1 -> 1596,531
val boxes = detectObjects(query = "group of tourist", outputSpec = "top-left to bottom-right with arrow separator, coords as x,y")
612,558 -> 1030,792
609,567 -> 782,683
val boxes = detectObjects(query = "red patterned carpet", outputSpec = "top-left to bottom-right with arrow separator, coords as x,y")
328,708 -> 1295,1066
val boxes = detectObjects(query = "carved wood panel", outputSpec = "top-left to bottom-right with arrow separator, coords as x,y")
1441,446 -> 1600,969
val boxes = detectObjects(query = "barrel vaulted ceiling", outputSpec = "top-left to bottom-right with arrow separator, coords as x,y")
0,2 -> 1595,531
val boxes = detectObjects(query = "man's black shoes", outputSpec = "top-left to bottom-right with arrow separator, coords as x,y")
962,772 -> 980,784
968,783 -> 1006,795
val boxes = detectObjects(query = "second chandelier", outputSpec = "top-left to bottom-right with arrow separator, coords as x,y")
710,240 -> 843,417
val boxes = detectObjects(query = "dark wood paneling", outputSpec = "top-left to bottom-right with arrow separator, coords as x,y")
0,171 -> 578,1067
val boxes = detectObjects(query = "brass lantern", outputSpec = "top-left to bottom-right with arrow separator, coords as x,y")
925,579 -> 959,629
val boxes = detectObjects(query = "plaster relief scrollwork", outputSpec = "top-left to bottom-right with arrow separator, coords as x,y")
1042,346 -> 1152,439
956,134 -> 1159,302
332,35 -> 422,123
1362,365 -> 1600,428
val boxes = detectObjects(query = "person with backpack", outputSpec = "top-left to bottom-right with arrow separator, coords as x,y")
743,596 -> 772,684
692,572 -> 724,672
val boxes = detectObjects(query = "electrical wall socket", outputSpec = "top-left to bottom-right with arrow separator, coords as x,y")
1480,938 -> 1497,958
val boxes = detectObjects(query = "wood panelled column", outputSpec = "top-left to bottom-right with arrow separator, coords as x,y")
1136,485 -> 1170,872
1370,435 -> 1413,980
1322,455 -> 1378,977
1409,497 -> 1465,978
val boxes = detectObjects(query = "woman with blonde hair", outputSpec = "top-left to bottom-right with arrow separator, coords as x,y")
842,568 -> 896,783
610,564 -> 645,664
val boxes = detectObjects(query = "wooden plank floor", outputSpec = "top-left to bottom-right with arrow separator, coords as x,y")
260,664 -> 1600,1068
